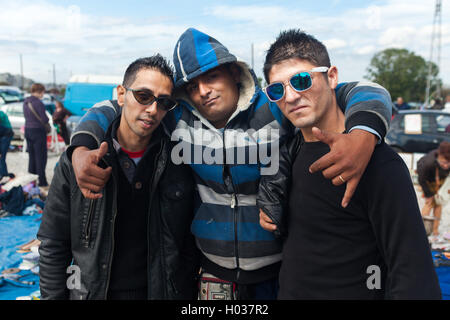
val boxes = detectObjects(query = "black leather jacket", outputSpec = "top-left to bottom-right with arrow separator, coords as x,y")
257,132 -> 303,240
38,126 -> 200,300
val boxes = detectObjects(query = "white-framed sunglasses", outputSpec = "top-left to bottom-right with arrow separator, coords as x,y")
263,66 -> 329,102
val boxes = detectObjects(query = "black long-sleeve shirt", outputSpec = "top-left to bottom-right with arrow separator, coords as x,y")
277,140 -> 441,299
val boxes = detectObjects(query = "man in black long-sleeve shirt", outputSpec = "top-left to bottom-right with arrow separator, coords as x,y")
417,142 -> 450,236
258,29 -> 441,299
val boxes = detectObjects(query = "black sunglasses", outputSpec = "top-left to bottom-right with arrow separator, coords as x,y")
125,87 -> 178,112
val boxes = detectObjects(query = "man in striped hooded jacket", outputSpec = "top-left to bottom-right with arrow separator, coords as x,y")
69,28 -> 393,299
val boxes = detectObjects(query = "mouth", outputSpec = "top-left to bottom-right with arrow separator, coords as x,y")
203,97 -> 219,107
139,119 -> 156,129
289,105 -> 308,114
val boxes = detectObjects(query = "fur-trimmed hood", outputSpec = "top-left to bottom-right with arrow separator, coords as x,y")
172,28 -> 259,128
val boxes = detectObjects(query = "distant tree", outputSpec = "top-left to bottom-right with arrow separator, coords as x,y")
0,81 -> 10,86
256,77 -> 265,89
365,48 -> 440,102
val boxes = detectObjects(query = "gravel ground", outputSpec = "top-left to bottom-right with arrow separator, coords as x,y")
6,140 -> 63,186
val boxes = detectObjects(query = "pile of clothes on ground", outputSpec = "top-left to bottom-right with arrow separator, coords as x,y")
0,174 -> 46,218
427,186 -> 450,264
430,233 -> 450,253
428,191 -> 450,299
0,174 -> 45,300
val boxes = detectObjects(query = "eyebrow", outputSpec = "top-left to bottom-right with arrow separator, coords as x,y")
133,87 -> 155,94
134,87 -> 173,98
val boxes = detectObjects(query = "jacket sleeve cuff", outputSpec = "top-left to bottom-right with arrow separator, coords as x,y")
349,126 -> 382,144
345,111 -> 387,140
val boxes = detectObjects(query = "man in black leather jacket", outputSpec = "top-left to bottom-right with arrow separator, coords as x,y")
37,55 -> 200,300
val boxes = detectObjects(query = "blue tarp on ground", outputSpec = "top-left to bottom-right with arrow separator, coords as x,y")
0,215 -> 41,300
432,251 -> 450,300
0,214 -> 450,300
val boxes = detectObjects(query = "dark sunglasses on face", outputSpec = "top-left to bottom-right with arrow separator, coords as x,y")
125,87 -> 178,112
263,66 -> 329,102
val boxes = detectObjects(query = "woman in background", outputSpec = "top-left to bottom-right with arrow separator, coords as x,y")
52,100 -> 71,145
23,83 -> 49,187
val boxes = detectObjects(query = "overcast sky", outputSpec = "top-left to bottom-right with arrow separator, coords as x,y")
1,0 -> 449,90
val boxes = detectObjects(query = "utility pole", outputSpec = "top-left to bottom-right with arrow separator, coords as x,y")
53,64 -> 56,89
425,0 -> 442,108
19,54 -> 24,90
251,43 -> 254,71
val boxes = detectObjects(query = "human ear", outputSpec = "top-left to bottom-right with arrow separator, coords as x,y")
327,66 -> 338,89
117,85 -> 126,107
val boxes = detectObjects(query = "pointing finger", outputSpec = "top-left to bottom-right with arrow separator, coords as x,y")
341,179 -> 358,208
309,152 -> 336,174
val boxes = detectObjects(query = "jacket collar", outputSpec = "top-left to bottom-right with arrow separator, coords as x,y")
103,115 -> 166,163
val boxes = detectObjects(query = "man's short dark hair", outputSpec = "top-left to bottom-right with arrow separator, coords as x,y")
123,54 -> 174,88
263,29 -> 331,83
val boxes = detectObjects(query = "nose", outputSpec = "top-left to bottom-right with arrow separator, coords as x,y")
198,80 -> 211,97
144,100 -> 158,115
284,83 -> 301,104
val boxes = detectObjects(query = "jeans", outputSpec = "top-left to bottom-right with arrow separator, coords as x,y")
0,134 -> 12,177
25,127 -> 48,186
236,277 -> 279,300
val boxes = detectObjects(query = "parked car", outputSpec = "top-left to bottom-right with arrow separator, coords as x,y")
408,101 -> 424,110
1,102 -> 25,139
0,87 -> 23,104
64,74 -> 121,136
1,101 -> 55,140
385,110 -> 450,153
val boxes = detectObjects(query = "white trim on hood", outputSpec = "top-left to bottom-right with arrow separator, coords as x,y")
176,41 -> 188,83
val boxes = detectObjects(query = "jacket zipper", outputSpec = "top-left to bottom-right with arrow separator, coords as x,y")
231,192 -> 239,279
101,156 -> 116,299
222,129 -> 240,277
83,199 -> 96,248
151,141 -> 168,297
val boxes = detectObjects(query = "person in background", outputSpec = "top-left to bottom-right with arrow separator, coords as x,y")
431,98 -> 444,110
395,97 -> 410,110
417,141 -> 450,236
23,83 -> 49,187
444,94 -> 450,112
0,110 -> 14,181
52,100 -> 71,145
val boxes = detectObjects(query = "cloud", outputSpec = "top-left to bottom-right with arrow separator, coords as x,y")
0,1 -> 187,82
323,38 -> 347,50
355,45 -> 376,56
205,5 -> 296,26
0,0 -> 449,87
